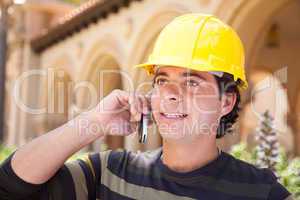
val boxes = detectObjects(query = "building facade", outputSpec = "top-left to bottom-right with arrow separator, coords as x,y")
4,0 -> 300,155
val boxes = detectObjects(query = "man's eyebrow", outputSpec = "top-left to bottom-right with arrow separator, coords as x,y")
153,71 -> 168,80
182,72 -> 207,80
154,72 -> 168,77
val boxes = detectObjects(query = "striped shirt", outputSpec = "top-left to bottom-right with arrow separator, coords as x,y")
0,148 -> 292,200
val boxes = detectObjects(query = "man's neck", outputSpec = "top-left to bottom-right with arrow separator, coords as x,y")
161,138 -> 219,173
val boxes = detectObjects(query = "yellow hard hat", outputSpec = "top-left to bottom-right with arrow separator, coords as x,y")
135,13 -> 248,90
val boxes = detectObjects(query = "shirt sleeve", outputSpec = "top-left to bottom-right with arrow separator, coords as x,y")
264,169 -> 292,200
267,182 -> 293,200
0,152 -> 103,200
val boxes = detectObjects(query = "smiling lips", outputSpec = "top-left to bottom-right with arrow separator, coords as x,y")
160,112 -> 188,119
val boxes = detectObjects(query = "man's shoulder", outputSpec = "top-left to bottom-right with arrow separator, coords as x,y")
214,152 -> 291,199
221,152 -> 277,184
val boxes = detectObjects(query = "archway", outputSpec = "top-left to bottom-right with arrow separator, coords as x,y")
239,68 -> 293,154
216,0 -> 300,154
75,35 -> 126,151
46,67 -> 72,131
21,54 -> 75,140
92,55 -> 123,151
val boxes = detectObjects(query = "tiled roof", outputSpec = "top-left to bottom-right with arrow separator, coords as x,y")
31,0 -> 141,53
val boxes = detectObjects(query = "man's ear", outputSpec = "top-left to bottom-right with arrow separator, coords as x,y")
220,92 -> 237,117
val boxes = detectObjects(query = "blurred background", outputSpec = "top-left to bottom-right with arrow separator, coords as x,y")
0,0 -> 300,156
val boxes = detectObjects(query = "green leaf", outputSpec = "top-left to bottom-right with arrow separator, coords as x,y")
0,144 -> 15,164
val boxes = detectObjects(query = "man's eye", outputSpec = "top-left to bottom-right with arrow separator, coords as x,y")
155,78 -> 168,85
185,80 -> 200,87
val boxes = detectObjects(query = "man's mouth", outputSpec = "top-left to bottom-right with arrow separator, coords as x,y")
160,112 -> 188,119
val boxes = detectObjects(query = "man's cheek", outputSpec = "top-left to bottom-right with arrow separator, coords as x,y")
191,96 -> 220,114
150,97 -> 160,112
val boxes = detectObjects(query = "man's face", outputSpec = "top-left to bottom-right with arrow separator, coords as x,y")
150,66 -> 223,140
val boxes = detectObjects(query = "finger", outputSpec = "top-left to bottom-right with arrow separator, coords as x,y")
135,93 -> 145,114
129,93 -> 142,122
138,94 -> 150,115
112,120 -> 137,136
148,113 -> 154,126
115,90 -> 130,106
145,90 -> 153,101
120,121 -> 138,136
137,93 -> 153,127
129,121 -> 138,134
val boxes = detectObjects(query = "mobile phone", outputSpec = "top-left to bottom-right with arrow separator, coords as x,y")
138,112 -> 151,143
138,91 -> 152,143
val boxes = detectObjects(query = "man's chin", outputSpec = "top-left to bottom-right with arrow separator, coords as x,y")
159,130 -> 216,141
159,130 -> 188,140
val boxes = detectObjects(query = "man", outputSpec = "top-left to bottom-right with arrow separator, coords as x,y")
0,14 -> 292,200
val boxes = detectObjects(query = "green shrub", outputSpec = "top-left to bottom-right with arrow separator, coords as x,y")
0,144 -> 15,164
230,143 -> 300,199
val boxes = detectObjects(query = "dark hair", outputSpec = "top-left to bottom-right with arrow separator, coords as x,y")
214,73 -> 241,138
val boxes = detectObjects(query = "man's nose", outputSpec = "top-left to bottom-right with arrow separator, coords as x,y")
163,83 -> 183,103
165,93 -> 181,102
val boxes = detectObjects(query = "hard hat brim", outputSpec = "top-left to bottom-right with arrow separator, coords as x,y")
135,62 -> 248,90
